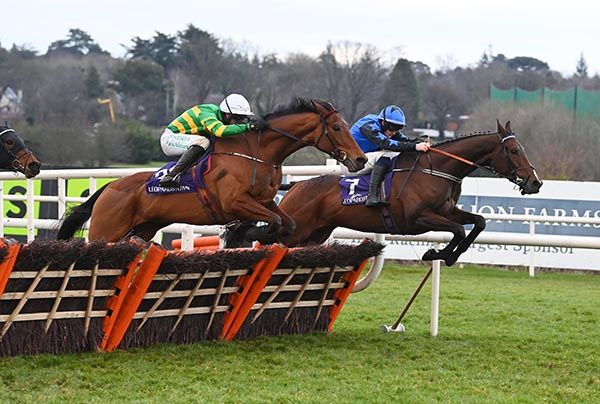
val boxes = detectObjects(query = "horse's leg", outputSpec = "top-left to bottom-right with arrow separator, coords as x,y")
265,201 -> 296,237
443,208 -> 486,266
224,201 -> 295,247
228,195 -> 283,244
415,211 -> 466,264
305,226 -> 336,245
222,221 -> 256,248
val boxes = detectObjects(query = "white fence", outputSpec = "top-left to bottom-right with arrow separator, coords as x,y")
1,164 -> 599,278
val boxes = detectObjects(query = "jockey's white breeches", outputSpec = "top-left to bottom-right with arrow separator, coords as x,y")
160,129 -> 211,156
342,150 -> 399,176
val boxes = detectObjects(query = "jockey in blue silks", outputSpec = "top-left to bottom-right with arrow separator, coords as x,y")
349,105 -> 431,207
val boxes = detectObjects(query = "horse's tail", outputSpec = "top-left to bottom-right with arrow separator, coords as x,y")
57,184 -> 110,240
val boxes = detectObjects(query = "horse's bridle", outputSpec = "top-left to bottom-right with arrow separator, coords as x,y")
428,132 -> 535,191
265,107 -> 349,162
493,132 -> 536,189
0,128 -> 33,172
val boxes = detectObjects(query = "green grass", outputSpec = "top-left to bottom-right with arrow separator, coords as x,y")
1,264 -> 599,402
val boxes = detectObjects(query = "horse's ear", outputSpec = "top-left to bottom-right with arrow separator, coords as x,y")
505,121 -> 512,132
311,100 -> 324,114
496,119 -> 505,134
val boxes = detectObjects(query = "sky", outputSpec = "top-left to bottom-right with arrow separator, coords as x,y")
2,0 -> 599,76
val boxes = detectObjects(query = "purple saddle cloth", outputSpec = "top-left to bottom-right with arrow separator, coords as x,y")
146,154 -> 211,194
339,171 -> 394,206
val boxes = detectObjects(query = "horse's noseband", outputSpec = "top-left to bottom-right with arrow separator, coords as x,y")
314,110 -> 348,162
0,128 -> 31,173
498,132 -> 535,190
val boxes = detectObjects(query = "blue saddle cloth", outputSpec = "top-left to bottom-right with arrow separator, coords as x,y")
146,154 -> 211,195
339,170 -> 394,206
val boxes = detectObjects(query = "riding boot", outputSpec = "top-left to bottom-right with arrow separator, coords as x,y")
159,145 -> 206,188
365,162 -> 390,208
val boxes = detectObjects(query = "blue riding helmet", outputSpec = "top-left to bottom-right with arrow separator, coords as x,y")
378,105 -> 406,126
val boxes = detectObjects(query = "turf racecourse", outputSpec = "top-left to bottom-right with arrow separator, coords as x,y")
1,263 -> 598,402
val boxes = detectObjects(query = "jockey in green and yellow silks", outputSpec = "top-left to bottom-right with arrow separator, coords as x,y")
159,93 -> 267,188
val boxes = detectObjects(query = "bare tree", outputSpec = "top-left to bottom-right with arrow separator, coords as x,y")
465,102 -> 599,180
317,41 -> 385,121
424,76 -> 463,138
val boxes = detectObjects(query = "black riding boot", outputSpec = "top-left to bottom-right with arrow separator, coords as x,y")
365,160 -> 390,208
159,145 -> 206,188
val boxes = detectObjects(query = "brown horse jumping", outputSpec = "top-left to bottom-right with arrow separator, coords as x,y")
277,121 -> 542,266
0,124 -> 41,178
57,99 -> 367,243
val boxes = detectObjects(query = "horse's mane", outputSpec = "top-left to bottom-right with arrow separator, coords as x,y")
433,132 -> 498,147
264,98 -> 332,120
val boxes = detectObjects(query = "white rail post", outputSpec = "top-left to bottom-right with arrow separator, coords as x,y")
26,179 -> 35,242
528,220 -> 536,277
89,177 -> 97,194
152,231 -> 163,245
431,249 -> 441,337
182,225 -> 194,251
57,178 -> 66,219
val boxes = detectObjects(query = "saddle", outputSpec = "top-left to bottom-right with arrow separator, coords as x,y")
146,154 -> 212,194
338,170 -> 394,206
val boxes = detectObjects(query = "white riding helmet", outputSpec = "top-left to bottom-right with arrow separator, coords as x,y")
219,94 -> 254,116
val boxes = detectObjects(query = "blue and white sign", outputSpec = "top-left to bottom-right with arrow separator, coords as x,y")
382,177 -> 600,271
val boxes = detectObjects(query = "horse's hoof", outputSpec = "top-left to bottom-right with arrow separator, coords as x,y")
422,248 -> 438,261
445,256 -> 458,267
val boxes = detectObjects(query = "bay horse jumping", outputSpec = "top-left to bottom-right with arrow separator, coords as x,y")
277,121 -> 542,266
0,124 -> 41,178
57,99 -> 367,243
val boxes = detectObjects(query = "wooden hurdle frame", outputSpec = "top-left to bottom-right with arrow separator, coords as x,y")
0,239 -> 383,356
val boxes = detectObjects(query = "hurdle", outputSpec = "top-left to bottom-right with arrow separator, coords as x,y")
0,239 -> 384,356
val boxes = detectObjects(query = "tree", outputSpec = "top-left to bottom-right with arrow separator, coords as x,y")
10,43 -> 37,59
317,41 -> 385,121
84,66 -> 103,98
424,76 -> 463,139
478,52 -> 490,67
174,25 -> 224,106
318,43 -> 342,104
575,53 -> 588,78
120,120 -> 158,164
381,58 -> 420,127
113,60 -> 165,123
128,32 -> 178,69
114,60 -> 164,96
47,29 -> 108,56
507,56 -> 549,72
465,102 -> 599,180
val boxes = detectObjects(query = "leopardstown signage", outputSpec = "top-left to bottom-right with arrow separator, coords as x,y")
382,178 -> 600,271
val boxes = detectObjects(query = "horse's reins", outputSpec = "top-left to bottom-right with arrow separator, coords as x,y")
426,133 -> 534,188
264,109 -> 347,161
213,106 -> 344,169
391,132 -> 534,199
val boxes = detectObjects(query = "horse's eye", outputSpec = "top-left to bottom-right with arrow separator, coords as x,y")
5,139 -> 13,147
332,124 -> 341,131
510,149 -> 519,155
